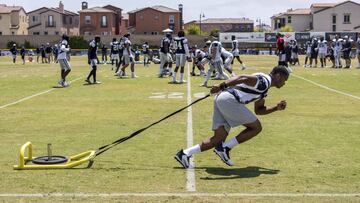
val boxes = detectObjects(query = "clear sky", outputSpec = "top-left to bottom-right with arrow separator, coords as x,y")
1,0 -> 357,24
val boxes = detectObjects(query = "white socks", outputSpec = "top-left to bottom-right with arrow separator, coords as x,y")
183,144 -> 201,157
172,72 -> 177,82
180,73 -> 184,81
223,137 -> 239,149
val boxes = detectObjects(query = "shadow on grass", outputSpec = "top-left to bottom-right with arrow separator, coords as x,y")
198,166 -> 280,180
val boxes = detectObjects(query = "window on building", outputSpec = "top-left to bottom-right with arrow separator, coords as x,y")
32,16 -> 36,22
169,15 -> 174,23
343,14 -> 350,23
144,32 -> 147,35
287,16 -> 292,23
55,31 -> 59,35
85,16 -> 91,24
63,16 -> 67,24
69,17 -> 73,25
12,31 -> 15,35
44,31 -> 48,35
33,32 -> 40,35
0,32 -> 2,35
0,15 -> 2,20
154,15 -> 159,20
101,16 -> 107,27
332,15 -> 336,24
140,15 -> 144,20
48,15 -> 54,26
332,24 -> 336,31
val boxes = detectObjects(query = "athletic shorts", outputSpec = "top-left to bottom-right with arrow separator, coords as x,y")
212,91 -> 257,132
278,53 -> 286,62
319,53 -> 326,59
111,54 -> 120,60
224,56 -> 233,68
291,53 -> 298,59
306,52 -> 311,58
90,59 -> 98,66
232,49 -> 240,56
343,51 -> 350,59
123,55 -> 134,65
160,52 -> 172,64
12,54 -> 17,59
58,59 -> 71,71
175,54 -> 186,67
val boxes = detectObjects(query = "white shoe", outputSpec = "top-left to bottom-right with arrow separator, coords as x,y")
200,82 -> 208,87
131,75 -> 138,78
241,64 -> 246,70
214,144 -> 234,166
179,80 -> 187,83
93,81 -> 101,84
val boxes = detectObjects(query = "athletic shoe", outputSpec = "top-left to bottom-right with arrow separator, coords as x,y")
241,64 -> 246,70
174,149 -> 190,169
214,144 -> 234,166
58,80 -> 63,86
62,81 -> 70,87
93,81 -> 101,84
85,79 -> 92,84
200,82 -> 208,87
131,75 -> 139,78
179,80 -> 187,84
170,80 -> 178,84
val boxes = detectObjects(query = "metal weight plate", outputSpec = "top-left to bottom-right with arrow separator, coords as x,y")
32,156 -> 68,165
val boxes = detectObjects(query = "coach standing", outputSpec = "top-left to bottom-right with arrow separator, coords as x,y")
276,33 -> 286,67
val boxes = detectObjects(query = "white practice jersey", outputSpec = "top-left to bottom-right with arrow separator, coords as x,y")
232,40 -> 239,51
209,41 -> 222,62
195,49 -> 206,58
232,73 -> 272,104
57,39 -> 69,60
123,37 -> 132,56
221,47 -> 233,58
357,37 -> 360,51
318,40 -> 328,54
333,40 -> 343,53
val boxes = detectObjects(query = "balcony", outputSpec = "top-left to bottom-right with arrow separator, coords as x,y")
45,21 -> 56,28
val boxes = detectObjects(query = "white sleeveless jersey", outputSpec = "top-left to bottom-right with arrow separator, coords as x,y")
123,37 -> 132,56
232,40 -> 239,51
232,73 -> 272,104
57,39 -> 69,60
318,40 -> 328,54
209,41 -> 222,62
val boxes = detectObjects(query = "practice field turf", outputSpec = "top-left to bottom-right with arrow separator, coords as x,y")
0,55 -> 359,203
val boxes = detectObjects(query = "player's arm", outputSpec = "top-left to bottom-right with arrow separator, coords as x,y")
210,75 -> 257,94
254,99 -> 287,115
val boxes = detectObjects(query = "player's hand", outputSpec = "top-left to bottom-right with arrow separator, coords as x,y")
276,100 -> 287,111
210,85 -> 221,94
88,59 -> 91,65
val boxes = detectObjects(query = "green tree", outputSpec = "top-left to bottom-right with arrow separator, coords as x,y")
186,24 -> 200,35
68,36 -> 88,49
210,29 -> 220,37
280,25 -> 294,32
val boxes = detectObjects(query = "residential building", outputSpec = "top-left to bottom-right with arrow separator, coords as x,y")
312,1 -> 360,32
121,13 -> 129,34
271,0 -> 360,32
27,1 -> 79,36
271,8 -> 312,31
78,2 -> 122,36
184,18 -> 254,34
128,5 -> 181,35
0,4 -> 28,35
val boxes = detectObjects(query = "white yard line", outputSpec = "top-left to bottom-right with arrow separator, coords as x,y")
292,74 -> 360,100
186,63 -> 196,192
0,76 -> 83,109
1,193 -> 359,198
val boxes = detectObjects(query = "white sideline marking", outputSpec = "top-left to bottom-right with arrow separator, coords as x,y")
186,63 -> 196,192
1,193 -> 359,198
292,74 -> 360,101
0,77 -> 83,109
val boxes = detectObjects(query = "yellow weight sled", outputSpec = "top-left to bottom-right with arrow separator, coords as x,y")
13,142 -> 95,170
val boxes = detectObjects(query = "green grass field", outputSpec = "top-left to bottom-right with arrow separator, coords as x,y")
0,55 -> 360,202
